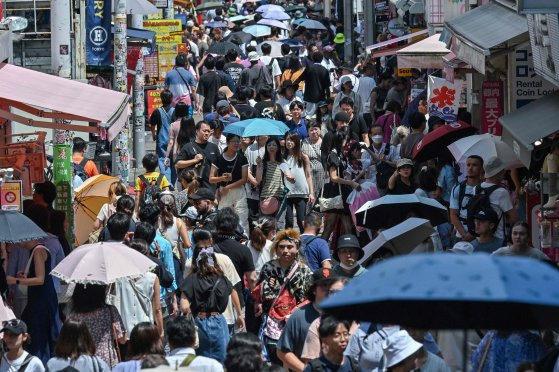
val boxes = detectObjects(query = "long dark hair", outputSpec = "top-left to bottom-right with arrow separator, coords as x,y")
263,137 -> 284,163
158,192 -> 178,230
286,132 -> 304,167
177,117 -> 195,150
54,319 -> 96,359
71,284 -> 108,313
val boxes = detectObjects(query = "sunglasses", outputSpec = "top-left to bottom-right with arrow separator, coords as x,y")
2,319 -> 22,329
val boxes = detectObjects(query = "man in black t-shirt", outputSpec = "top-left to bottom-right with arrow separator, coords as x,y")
254,86 -> 286,122
213,208 -> 257,310
340,96 -> 369,147
233,86 -> 259,119
175,121 -> 219,190
198,56 -> 227,114
224,49 -> 244,87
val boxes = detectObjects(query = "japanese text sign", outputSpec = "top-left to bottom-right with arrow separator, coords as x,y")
481,80 -> 503,135
428,76 -> 462,122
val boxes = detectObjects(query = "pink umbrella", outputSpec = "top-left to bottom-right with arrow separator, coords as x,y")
51,242 -> 156,284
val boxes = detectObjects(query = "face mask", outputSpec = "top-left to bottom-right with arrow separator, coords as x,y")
372,135 -> 383,144
339,262 -> 358,271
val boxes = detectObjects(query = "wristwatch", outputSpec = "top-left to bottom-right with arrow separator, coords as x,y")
15,279 -> 20,285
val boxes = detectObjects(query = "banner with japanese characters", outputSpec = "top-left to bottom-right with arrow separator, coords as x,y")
481,80 -> 503,135
427,76 -> 462,122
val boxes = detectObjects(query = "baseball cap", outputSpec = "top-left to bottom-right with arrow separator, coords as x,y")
396,158 -> 413,168
449,241 -> 474,254
317,101 -> 328,108
340,75 -> 353,86
186,20 -> 194,27
188,188 -> 215,201
248,51 -> 260,62
484,156 -> 506,178
334,111 -> 350,122
181,206 -> 198,220
473,207 -> 499,224
216,100 -> 230,110
1,319 -> 27,335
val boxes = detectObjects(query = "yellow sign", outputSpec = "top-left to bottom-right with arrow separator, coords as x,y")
398,68 -> 413,77
1,180 -> 22,212
158,43 -> 187,79
143,19 -> 182,41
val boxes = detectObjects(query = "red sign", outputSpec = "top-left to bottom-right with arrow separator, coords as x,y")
147,90 -> 163,118
481,80 -> 503,135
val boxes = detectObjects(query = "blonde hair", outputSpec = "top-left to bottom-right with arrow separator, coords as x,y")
271,229 -> 301,256
108,181 -> 128,200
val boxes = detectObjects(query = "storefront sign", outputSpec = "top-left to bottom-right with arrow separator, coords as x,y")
147,90 -> 163,117
86,0 -> 112,66
398,68 -> 413,77
510,46 -> 558,109
427,76 -> 462,122
481,80 -> 503,135
0,181 -> 22,212
53,143 -> 73,245
143,19 -> 182,41
527,14 -> 559,87
158,40 -> 187,79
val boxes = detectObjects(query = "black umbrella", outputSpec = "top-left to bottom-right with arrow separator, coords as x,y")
412,121 -> 477,162
355,194 -> 448,230
195,1 -> 223,11
207,41 -> 243,56
225,31 -> 253,44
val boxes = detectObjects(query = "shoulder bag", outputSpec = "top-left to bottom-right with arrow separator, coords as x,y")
319,182 -> 343,212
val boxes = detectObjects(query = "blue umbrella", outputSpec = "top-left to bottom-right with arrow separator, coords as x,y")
292,18 -> 307,26
223,118 -> 289,137
297,19 -> 327,30
0,210 -> 48,243
262,10 -> 291,21
205,21 -> 229,28
321,253 -> 559,329
243,24 -> 272,38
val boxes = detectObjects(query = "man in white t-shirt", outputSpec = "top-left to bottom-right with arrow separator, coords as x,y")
259,43 -> 282,89
477,156 -> 516,242
357,64 -> 377,125
0,320 -> 44,372
245,136 -> 268,229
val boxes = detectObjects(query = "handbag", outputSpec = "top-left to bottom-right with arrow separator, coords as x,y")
319,182 -> 344,212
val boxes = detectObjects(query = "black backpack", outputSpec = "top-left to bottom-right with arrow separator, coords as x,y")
308,356 -> 359,372
266,57 -> 276,78
73,158 -> 89,182
464,184 -> 501,236
375,145 -> 396,190
139,173 -> 164,207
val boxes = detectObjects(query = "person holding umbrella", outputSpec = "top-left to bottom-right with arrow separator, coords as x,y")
331,234 -> 367,279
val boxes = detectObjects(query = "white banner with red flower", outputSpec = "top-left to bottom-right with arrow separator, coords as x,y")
427,76 -> 462,122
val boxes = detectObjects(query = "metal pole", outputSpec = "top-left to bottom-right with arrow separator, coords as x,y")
343,0 -> 353,64
165,0 -> 174,19
133,50 -> 145,167
112,0 -> 130,183
364,0 -> 375,48
50,0 -> 71,77
324,0 -> 331,18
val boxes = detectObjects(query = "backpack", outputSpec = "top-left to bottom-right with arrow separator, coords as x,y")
139,173 -> 164,207
253,66 -> 273,96
299,235 -> 320,268
73,158 -> 89,182
308,356 -> 359,372
464,184 -> 501,236
375,144 -> 395,190
266,57 -> 276,79
15,352 -> 35,372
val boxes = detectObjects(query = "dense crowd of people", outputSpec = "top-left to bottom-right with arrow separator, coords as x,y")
2,0 -> 559,371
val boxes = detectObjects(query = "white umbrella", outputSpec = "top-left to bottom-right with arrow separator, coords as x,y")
244,24 -> 272,38
359,218 -> 435,265
51,242 -> 156,284
297,19 -> 327,30
447,133 -> 522,168
112,0 -> 158,15
257,18 -> 290,30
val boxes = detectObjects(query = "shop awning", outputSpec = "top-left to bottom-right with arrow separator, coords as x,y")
0,63 -> 129,142
111,26 -> 157,50
396,34 -> 450,68
444,2 -> 528,74
499,93 -> 559,167
366,29 -> 429,53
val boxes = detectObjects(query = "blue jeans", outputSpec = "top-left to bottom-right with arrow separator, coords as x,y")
158,156 -> 173,185
195,314 -> 230,363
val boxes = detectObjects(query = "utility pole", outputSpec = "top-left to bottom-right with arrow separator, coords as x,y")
343,0 -> 353,64
113,0 -> 131,183
324,0 -> 331,18
364,0 -> 375,48
165,0 -> 174,19
133,51 -> 145,166
50,0 -> 71,77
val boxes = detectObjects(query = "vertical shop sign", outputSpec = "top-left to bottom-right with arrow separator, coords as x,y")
481,80 -> 503,135
53,129 -> 74,248
86,0 -> 112,66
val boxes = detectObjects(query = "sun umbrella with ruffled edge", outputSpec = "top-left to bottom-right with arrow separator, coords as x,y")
0,210 -> 48,243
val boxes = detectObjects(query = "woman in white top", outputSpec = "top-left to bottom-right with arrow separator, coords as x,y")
247,217 -> 277,275
93,181 -> 127,231
285,133 -> 314,231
